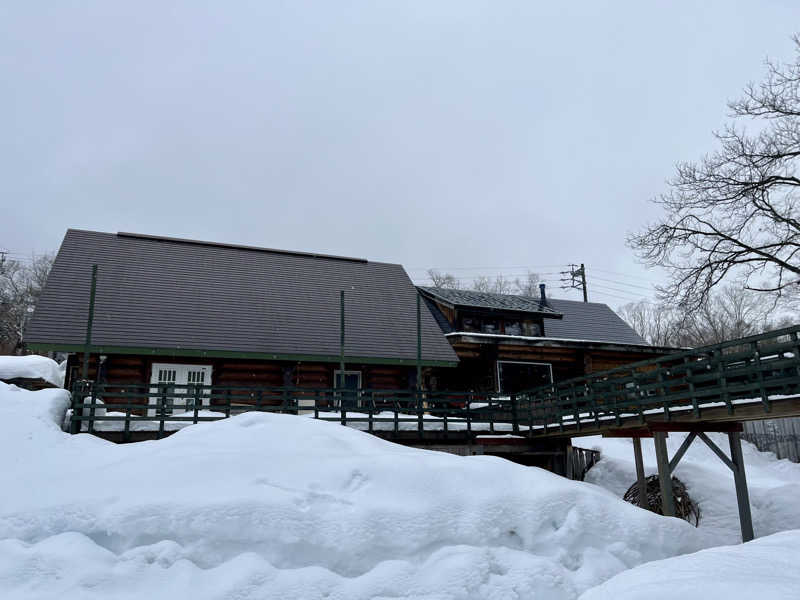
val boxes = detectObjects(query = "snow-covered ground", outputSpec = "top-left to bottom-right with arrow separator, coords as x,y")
0,354 -> 64,387
580,529 -> 800,599
1,380 -> 709,599
2,368 -> 798,599
577,432 -> 800,546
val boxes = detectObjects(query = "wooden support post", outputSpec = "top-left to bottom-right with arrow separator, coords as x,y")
69,380 -> 81,434
565,445 -> 574,480
729,431 -> 755,542
632,437 -> 647,508
82,265 -> 98,380
339,290 -> 345,379
340,290 -> 346,426
416,292 -> 422,391
653,431 -> 675,517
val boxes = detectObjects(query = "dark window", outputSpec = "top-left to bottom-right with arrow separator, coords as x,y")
522,321 -> 541,337
504,321 -> 522,336
462,317 -> 481,332
482,319 -> 500,334
496,361 -> 552,394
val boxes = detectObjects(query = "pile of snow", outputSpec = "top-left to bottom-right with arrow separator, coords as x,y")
0,381 -> 711,600
580,529 -> 800,599
71,397 -> 227,432
578,433 -> 800,546
0,354 -> 64,387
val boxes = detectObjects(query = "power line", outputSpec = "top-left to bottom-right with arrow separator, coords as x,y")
592,277 -> 654,292
591,283 -> 645,298
560,263 -> 588,302
407,264 -> 565,271
591,275 -> 654,291
590,267 -> 655,282
590,289 -> 641,302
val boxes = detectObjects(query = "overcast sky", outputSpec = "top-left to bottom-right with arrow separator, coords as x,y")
2,2 -> 798,307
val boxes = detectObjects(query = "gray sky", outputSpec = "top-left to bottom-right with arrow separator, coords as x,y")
2,1 -> 798,307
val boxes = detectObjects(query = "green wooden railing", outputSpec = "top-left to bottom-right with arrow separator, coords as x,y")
520,324 -> 800,434
68,383 -> 519,440
68,325 -> 800,440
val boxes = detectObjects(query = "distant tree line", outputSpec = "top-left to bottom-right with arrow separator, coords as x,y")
618,286 -> 793,347
0,253 -> 54,354
426,269 -> 542,296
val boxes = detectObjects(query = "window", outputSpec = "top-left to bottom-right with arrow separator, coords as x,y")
496,361 -> 553,394
522,320 -> 542,337
504,320 -> 522,336
149,363 -> 212,416
481,319 -> 500,334
462,317 -> 481,332
334,370 -> 362,408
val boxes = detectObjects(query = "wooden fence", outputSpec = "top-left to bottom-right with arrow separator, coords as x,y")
743,417 -> 800,463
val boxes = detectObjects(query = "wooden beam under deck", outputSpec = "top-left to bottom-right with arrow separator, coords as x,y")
537,395 -> 800,440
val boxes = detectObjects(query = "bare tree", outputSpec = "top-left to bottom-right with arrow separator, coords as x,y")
676,286 -> 773,346
617,299 -> 681,346
619,286 -> 776,348
426,269 -> 462,289
0,253 -> 54,354
513,270 -> 541,296
426,268 -> 541,295
629,36 -> 800,311
472,274 -> 513,294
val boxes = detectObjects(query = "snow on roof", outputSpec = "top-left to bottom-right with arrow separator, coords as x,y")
0,355 -> 64,387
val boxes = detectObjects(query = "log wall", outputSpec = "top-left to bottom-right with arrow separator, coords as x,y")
67,353 -> 418,409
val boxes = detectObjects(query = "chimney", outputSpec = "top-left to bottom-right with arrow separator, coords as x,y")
539,283 -> 548,306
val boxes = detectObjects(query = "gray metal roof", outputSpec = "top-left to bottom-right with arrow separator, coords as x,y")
25,230 -> 459,365
544,298 -> 648,345
418,286 -> 563,317
420,287 -> 648,346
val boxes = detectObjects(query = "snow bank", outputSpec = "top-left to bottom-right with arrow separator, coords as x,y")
0,382 -> 709,599
579,529 -> 800,600
578,433 -> 800,546
0,354 -> 64,387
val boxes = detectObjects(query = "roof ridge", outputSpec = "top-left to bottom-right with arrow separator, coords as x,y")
115,231 -> 368,263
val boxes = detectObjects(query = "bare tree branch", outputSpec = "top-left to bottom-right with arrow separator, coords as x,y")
629,37 -> 800,310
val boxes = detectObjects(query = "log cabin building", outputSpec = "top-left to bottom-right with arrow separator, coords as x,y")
24,230 -> 459,408
25,229 -> 674,409
418,286 -> 675,393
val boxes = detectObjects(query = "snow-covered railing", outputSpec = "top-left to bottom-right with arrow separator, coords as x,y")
68,383 -> 523,440
68,325 -> 800,441
520,324 -> 800,435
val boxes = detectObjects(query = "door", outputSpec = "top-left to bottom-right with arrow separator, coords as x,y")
149,363 -> 212,416
334,370 -> 362,409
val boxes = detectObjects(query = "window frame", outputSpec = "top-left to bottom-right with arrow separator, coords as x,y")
495,360 -> 553,394
333,369 -> 363,408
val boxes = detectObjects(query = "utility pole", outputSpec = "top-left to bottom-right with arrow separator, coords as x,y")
560,263 -> 588,302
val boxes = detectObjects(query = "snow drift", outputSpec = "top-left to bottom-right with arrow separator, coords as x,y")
579,432 -> 800,546
579,529 -> 800,600
0,381 -> 708,599
0,354 -> 64,387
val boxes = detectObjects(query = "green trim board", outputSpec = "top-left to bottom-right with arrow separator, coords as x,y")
26,342 -> 459,368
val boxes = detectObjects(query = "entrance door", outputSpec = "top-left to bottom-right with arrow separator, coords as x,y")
496,361 -> 552,394
149,363 -> 212,416
334,370 -> 362,409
